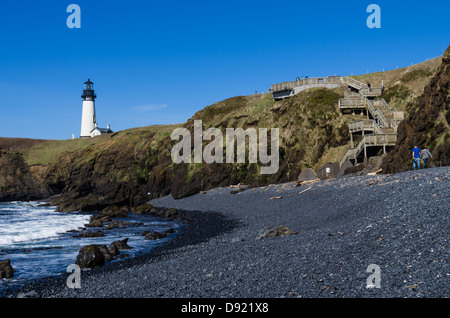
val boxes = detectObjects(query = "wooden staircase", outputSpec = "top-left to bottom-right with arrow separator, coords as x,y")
338,78 -> 404,169
269,75 -> 406,175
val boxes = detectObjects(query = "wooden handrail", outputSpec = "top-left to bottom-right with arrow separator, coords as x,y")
349,119 -> 383,134
340,77 -> 368,90
339,98 -> 366,108
360,87 -> 383,96
366,99 -> 389,128
339,133 -> 397,167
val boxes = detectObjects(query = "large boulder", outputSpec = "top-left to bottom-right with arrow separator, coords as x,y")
75,239 -> 134,268
109,238 -> 132,250
75,244 -> 108,268
142,231 -> 167,240
84,219 -> 103,228
344,164 -> 365,175
0,259 -> 15,279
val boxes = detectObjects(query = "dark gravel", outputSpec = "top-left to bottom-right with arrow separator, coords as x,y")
3,166 -> 449,298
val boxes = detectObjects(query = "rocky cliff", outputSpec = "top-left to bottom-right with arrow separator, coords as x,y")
0,149 -> 50,201
381,45 -> 450,173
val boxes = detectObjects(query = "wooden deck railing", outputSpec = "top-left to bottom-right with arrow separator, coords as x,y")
349,120 -> 383,134
271,76 -> 356,93
340,77 -> 368,90
338,97 -> 366,108
367,99 -> 389,128
339,133 -> 397,167
359,87 -> 383,96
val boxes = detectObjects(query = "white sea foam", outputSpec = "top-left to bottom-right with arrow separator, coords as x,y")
0,203 -> 90,247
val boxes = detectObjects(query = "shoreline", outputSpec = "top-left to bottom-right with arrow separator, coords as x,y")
1,208 -> 240,298
2,166 -> 449,298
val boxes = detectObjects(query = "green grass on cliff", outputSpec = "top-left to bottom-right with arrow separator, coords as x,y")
23,137 -> 106,165
22,124 -> 181,166
184,86 -> 351,172
351,57 -> 441,113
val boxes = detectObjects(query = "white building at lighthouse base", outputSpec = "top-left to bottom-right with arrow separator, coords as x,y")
91,123 -> 113,137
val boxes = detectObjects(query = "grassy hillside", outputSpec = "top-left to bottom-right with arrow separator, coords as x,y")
187,87 -> 358,170
351,57 -> 441,113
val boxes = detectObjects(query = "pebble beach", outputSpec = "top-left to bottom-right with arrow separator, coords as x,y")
3,166 -> 449,299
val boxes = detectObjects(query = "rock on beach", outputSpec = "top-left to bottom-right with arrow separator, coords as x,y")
75,239 -> 133,268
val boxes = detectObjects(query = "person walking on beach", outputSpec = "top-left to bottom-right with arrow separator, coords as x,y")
412,145 -> 421,170
421,148 -> 433,168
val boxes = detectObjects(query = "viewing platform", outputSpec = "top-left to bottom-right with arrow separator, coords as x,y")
270,76 -> 383,100
271,76 -> 343,100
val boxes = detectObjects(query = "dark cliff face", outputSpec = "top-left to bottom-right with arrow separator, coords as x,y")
0,150 -> 50,202
382,45 -> 450,173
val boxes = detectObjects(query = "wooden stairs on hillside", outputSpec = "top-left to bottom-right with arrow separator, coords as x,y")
338,78 -> 404,169
270,75 -> 406,177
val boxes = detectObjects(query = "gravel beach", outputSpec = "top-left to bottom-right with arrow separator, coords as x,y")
3,166 -> 449,299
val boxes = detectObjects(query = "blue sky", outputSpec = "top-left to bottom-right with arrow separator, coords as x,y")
0,0 -> 448,140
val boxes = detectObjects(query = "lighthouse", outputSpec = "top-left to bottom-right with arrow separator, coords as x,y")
80,79 -> 113,138
80,79 -> 97,138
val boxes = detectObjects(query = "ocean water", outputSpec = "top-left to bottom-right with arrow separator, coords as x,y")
0,201 -> 181,293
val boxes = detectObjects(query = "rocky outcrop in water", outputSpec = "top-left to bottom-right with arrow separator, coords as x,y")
75,244 -> 108,268
0,259 -> 15,279
75,239 -> 132,268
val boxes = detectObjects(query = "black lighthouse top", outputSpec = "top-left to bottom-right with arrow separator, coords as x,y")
81,79 -> 96,100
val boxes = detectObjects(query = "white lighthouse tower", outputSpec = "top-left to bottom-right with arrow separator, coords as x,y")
80,79 -> 113,138
80,79 -> 97,137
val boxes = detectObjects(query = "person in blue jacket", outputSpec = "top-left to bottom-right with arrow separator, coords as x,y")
412,146 -> 421,170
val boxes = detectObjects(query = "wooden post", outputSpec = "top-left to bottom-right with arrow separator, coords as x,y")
366,99 -> 369,119
363,134 -> 367,164
364,143 -> 367,164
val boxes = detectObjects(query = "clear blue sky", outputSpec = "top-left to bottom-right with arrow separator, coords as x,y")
0,0 -> 448,140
